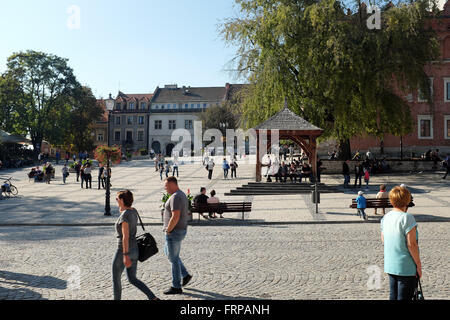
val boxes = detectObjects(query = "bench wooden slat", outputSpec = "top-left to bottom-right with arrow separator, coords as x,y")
349,198 -> 415,209
191,202 -> 252,220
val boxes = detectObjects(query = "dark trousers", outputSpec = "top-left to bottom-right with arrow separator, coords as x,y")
98,176 -> 105,189
354,174 -> 362,187
231,168 -> 236,178
76,170 -> 80,182
388,274 -> 418,300
172,166 -> 179,177
208,170 -> 213,180
444,167 -> 450,179
84,174 -> 92,188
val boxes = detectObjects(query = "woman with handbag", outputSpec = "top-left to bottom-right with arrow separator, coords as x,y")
112,190 -> 159,300
381,185 -> 422,300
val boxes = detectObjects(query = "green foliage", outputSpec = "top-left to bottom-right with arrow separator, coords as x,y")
94,145 -> 121,165
220,0 -> 440,148
199,103 -> 237,134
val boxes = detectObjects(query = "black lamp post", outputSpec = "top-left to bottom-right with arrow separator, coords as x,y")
104,94 -> 115,216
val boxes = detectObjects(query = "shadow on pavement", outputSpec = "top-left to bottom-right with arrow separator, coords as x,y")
0,270 -> 67,299
182,288 -> 262,300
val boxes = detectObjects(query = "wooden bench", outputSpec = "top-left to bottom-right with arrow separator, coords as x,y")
349,198 -> 415,209
191,202 -> 252,221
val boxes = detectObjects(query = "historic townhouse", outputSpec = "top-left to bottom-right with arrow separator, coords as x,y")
108,92 -> 152,153
350,2 -> 450,157
92,99 -> 108,150
149,84 -> 227,156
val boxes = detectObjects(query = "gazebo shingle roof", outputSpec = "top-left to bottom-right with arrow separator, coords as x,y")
254,106 -> 323,132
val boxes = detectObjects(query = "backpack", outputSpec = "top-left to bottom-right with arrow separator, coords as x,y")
364,170 -> 370,180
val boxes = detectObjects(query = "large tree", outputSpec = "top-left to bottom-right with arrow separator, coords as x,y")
221,0 -> 440,158
3,50 -> 80,156
64,86 -> 104,153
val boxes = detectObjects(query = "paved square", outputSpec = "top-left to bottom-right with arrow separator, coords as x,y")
0,157 -> 449,300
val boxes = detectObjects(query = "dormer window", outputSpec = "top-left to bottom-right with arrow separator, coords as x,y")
140,102 -> 146,110
129,102 -> 135,110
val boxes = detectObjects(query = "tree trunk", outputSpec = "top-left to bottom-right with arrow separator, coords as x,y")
338,138 -> 351,160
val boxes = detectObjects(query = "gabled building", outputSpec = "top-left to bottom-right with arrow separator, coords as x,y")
92,99 -> 108,150
149,84 -> 227,156
108,91 -> 152,153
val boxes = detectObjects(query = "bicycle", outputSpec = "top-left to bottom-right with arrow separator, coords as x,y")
1,177 -> 18,197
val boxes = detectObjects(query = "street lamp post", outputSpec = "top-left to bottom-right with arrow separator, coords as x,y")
104,94 -> 115,216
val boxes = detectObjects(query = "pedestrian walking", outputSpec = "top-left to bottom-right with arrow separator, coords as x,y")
62,164 -> 69,184
113,190 -> 159,300
230,159 -> 238,178
343,160 -> 350,189
164,161 -> 171,178
45,163 -> 53,184
162,177 -> 192,294
160,161 -> 165,180
172,158 -> 179,177
207,159 -> 215,180
354,161 -> 363,188
364,168 -> 370,190
98,163 -> 105,189
83,163 -> 92,189
356,191 -> 368,221
381,185 -> 421,300
80,164 -> 86,188
222,158 -> 230,179
155,154 -> 160,172
442,153 -> 450,179
75,161 -> 81,182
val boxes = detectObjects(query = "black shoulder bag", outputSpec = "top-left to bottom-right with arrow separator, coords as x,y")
413,277 -> 425,301
135,211 -> 158,262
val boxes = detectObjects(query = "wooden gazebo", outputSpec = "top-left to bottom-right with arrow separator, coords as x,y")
254,104 -> 324,182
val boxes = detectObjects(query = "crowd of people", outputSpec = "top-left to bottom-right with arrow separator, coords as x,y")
262,154 -> 322,183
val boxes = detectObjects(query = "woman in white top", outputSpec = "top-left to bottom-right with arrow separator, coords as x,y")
207,190 -> 221,218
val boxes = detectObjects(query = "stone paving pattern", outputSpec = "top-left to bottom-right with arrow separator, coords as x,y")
0,156 -> 449,300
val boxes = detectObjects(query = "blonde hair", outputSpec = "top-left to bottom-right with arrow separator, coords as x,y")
389,186 -> 411,209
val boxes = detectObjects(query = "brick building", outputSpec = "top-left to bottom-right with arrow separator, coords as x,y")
348,2 -> 450,158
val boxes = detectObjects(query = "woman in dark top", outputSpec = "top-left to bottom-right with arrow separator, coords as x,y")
112,190 -> 159,300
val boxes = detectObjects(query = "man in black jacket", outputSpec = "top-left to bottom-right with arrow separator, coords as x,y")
343,160 -> 350,189
193,187 -> 210,219
354,161 -> 363,188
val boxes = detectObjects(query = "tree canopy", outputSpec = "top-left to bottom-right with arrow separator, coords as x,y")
221,0 -> 440,157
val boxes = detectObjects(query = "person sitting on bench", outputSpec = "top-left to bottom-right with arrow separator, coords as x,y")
193,187 -> 210,219
207,190 -> 222,218
299,162 -> 312,183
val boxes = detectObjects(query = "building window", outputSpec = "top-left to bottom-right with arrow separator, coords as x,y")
116,103 -> 121,110
169,120 -> 176,130
155,120 -> 162,130
203,103 -> 207,108
115,116 -> 120,125
97,133 -> 104,142
127,116 -> 133,125
137,131 -> 144,141
445,115 -> 450,139
140,102 -> 146,110
129,102 -> 135,110
138,116 -> 144,125
197,103 -> 200,108
155,104 -> 159,109
161,104 -> 165,109
114,131 -> 121,141
418,77 -> 433,102
185,104 -> 188,109
185,120 -> 193,129
191,104 -> 194,108
418,115 -> 433,139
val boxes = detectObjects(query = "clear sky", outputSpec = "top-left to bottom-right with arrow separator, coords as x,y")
0,0 -> 244,99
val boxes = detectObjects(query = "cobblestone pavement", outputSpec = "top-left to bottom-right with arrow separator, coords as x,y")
0,222 -> 448,300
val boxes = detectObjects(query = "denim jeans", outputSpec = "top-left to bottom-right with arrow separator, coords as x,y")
223,169 -> 229,178
357,208 -> 366,219
173,166 -> 179,177
164,229 -> 188,289
388,274 -> 418,300
112,246 -> 156,300
344,174 -> 350,188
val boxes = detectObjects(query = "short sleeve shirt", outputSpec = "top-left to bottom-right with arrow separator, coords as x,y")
164,190 -> 189,231
381,210 -> 418,276
115,208 -> 138,249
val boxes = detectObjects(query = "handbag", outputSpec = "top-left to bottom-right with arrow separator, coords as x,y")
413,278 -> 424,300
135,211 -> 158,262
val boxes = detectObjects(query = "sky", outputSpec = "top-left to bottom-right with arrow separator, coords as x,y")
0,1 -> 447,100
0,0 -> 244,99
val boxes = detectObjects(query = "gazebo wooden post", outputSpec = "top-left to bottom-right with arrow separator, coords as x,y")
310,136 -> 317,181
256,129 -> 261,182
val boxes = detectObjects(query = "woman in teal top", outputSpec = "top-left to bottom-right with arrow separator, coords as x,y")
381,185 -> 421,300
